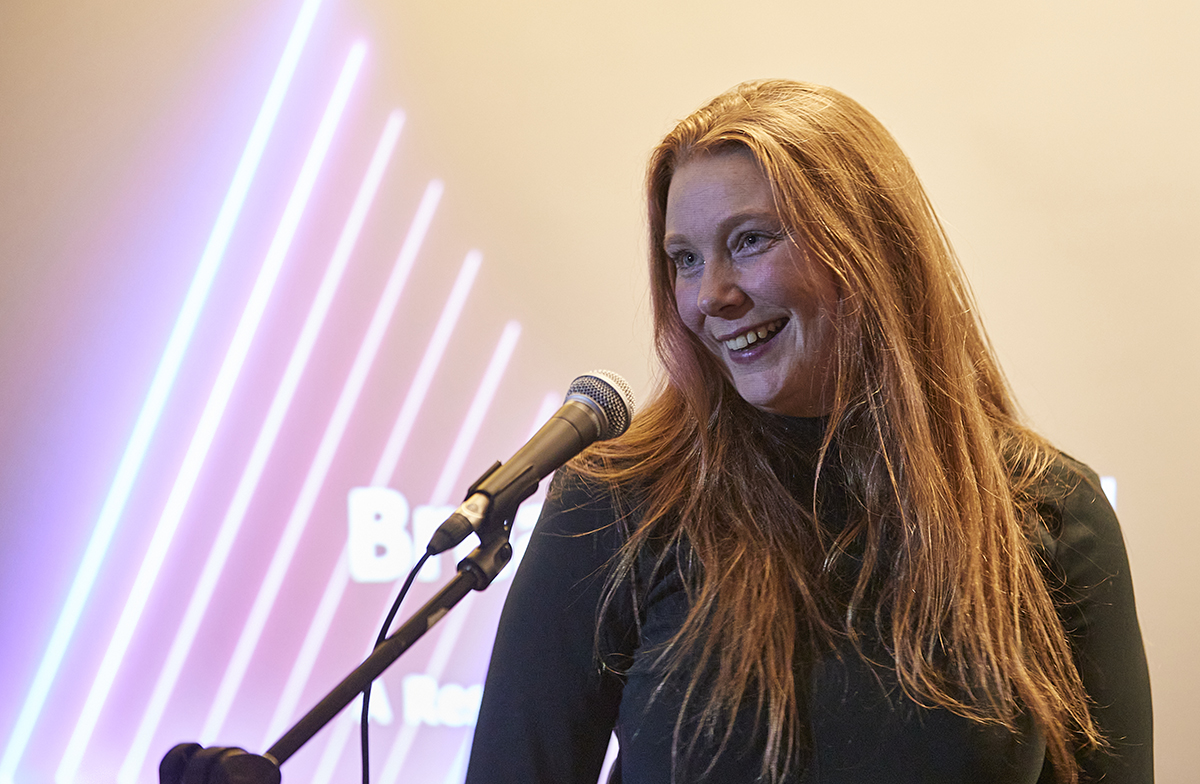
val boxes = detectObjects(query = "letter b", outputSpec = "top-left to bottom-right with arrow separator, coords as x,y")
347,487 -> 412,582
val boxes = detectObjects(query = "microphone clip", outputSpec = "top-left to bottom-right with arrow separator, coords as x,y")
427,460 -> 520,590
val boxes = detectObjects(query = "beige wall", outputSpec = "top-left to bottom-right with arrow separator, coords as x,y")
1,0 -> 1194,779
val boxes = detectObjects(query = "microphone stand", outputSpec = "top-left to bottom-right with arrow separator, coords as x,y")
161,457 -> 546,781
262,479 -> 514,768
161,369 -> 636,782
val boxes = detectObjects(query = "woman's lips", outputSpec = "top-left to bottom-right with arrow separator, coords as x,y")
721,318 -> 787,351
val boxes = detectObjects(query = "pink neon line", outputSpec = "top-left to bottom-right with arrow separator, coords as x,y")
512,391 -> 564,508
599,733 -> 621,782
528,392 -> 563,440
0,3 -> 325,778
311,679 -> 397,784
273,317 -> 522,771
441,735 -> 472,784
376,392 -> 560,781
56,42 -> 366,784
260,248 -> 483,744
368,250 -> 482,487
198,207 -> 454,742
115,110 -> 404,784
310,715 -> 357,784
261,549 -> 351,744
429,320 -> 522,505
376,595 -> 476,784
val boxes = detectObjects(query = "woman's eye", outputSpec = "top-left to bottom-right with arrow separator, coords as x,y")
671,251 -> 701,272
737,231 -> 774,253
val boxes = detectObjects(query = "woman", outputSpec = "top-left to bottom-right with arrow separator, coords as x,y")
464,80 -> 1151,783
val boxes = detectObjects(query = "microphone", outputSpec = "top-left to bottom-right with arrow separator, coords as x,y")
427,370 -> 636,555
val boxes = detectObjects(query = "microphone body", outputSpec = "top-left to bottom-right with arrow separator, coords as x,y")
427,371 -> 634,555
475,397 -> 605,515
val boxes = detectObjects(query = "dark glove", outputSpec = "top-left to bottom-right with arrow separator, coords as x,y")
159,743 -> 281,784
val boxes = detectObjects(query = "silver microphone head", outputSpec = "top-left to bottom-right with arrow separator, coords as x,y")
564,370 -> 636,440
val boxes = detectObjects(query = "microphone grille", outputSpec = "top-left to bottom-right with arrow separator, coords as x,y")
566,370 -> 636,440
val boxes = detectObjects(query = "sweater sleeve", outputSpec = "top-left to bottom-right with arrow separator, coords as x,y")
464,471 -> 628,784
1038,455 -> 1154,782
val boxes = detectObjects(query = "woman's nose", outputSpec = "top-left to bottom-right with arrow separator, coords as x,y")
698,260 -> 747,317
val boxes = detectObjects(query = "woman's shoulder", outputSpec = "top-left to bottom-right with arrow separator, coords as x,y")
1025,456 -> 1153,780
1028,450 -> 1112,524
1028,450 -> 1114,530
545,467 -> 635,520
533,468 -> 645,556
1026,450 -> 1133,603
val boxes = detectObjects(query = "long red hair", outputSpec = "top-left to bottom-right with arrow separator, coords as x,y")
577,80 -> 1101,783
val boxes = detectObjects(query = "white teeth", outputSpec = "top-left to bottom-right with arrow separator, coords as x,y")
723,319 -> 784,351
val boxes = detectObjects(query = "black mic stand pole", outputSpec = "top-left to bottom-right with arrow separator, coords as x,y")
262,503 -> 514,768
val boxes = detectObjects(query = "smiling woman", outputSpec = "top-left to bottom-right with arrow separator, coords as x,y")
464,80 -> 1152,784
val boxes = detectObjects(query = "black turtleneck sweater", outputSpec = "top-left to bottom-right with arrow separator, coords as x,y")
464,424 -> 1152,783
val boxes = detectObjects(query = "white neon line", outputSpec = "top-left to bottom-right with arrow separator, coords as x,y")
370,250 -> 482,487
378,594 -> 476,784
265,256 -> 506,772
54,41 -> 365,784
599,734 -> 620,782
375,394 -> 556,782
512,392 -> 563,510
260,181 -> 456,745
308,385 -> 538,784
261,549 -> 351,745
441,735 -> 472,784
0,5 -> 325,782
429,320 -> 521,505
200,185 -> 452,743
0,9 -> 321,782
529,392 -> 562,440
311,717 -> 357,784
115,111 -> 403,784
311,375 -> 553,779
288,544 -> 413,783
257,246 -> 481,745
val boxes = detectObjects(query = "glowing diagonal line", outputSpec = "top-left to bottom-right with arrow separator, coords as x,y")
529,393 -> 563,439
114,110 -> 403,784
262,550 -> 352,746
54,40 -> 365,784
310,383 -> 544,781
375,393 -> 556,782
429,320 -> 522,505
258,183 -> 451,745
377,595 -> 475,784
311,717 -> 356,784
200,195 -> 457,743
600,734 -> 621,782
512,390 -> 565,510
0,3 -> 324,781
368,252 -> 484,487
293,321 -> 524,772
261,247 -> 485,743
441,735 -> 471,784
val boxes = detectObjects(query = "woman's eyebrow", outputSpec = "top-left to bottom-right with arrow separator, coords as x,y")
663,210 -> 780,249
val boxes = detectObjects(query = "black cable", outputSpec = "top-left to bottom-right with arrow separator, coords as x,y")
361,550 -> 430,784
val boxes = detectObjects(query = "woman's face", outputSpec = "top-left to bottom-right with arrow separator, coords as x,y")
665,149 -> 838,417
